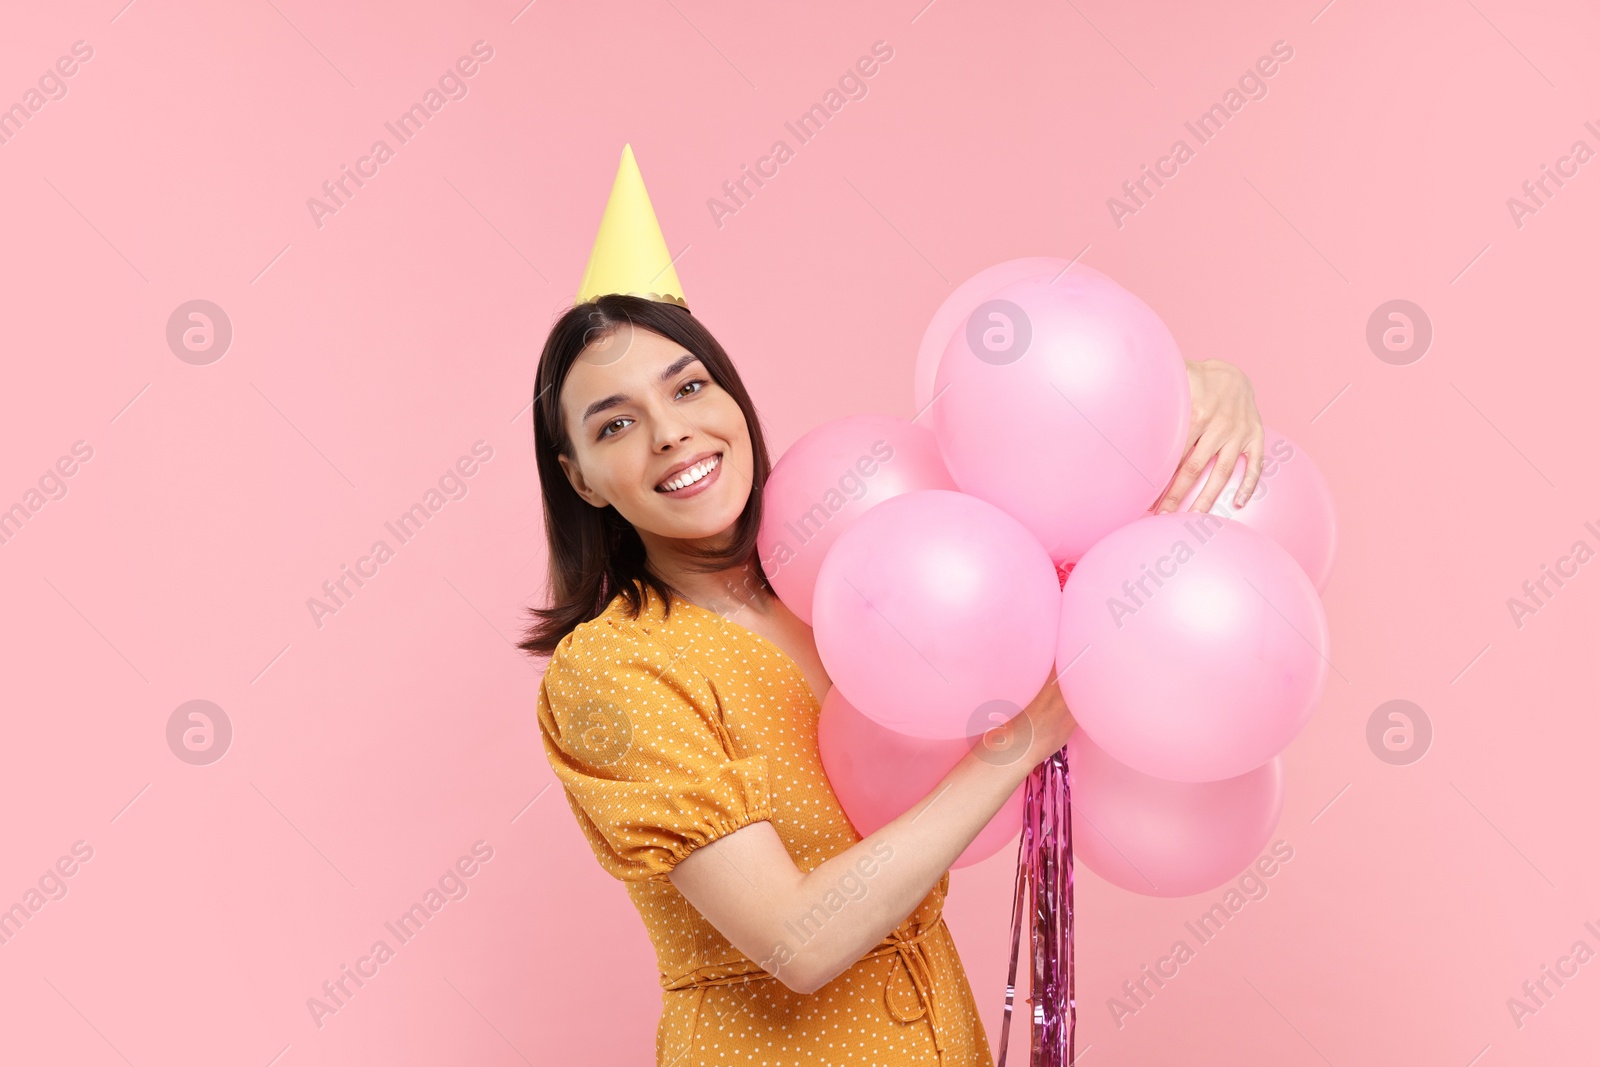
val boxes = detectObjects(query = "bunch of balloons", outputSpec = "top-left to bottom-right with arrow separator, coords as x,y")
758,257 -> 1336,895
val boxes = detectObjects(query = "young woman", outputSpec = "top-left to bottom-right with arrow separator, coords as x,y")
523,294 -> 1263,1065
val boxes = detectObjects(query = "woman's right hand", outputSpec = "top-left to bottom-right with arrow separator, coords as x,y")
1008,675 -> 1077,771
964,675 -> 1077,775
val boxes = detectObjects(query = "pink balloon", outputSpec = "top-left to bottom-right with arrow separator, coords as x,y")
1067,729 -> 1284,897
1176,427 -> 1338,592
759,414 -> 957,625
813,489 -> 1060,740
1056,512 -> 1328,782
930,272 -> 1191,564
817,686 -> 1025,869
913,257 -> 1108,414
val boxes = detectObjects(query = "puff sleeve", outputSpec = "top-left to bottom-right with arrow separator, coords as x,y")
537,618 -> 774,883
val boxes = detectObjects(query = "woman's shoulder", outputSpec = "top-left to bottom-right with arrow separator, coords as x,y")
544,583 -> 674,675
538,584 -> 730,766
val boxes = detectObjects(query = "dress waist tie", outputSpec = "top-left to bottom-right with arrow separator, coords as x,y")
881,919 -> 947,1066
663,916 -> 948,1067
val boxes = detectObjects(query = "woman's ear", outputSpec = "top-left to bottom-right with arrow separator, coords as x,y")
557,452 -> 610,508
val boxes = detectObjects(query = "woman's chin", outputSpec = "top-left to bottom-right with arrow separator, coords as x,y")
642,501 -> 747,544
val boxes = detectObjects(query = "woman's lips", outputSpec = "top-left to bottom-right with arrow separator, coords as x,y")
655,452 -> 722,497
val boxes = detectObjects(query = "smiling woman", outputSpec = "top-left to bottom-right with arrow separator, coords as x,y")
518,146 -> 1076,1066
520,292 -> 1050,1065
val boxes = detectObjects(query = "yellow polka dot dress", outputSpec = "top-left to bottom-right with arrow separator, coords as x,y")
537,580 -> 994,1066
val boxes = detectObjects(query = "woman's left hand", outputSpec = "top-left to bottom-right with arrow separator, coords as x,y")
1153,358 -> 1265,514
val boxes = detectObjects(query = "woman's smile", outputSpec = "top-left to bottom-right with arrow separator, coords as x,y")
655,451 -> 723,498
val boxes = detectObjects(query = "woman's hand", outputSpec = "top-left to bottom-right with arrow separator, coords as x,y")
971,675 -> 1077,768
1024,675 -> 1077,763
1153,358 -> 1266,515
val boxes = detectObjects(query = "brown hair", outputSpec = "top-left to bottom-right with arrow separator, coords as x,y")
517,294 -> 775,658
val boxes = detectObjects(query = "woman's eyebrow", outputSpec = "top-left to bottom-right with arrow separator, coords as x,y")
581,353 -> 702,424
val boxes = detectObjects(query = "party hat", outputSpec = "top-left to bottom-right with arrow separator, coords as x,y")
574,143 -> 688,309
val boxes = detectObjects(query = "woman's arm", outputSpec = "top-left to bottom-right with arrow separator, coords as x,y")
668,679 -> 1076,995
1154,357 -> 1266,514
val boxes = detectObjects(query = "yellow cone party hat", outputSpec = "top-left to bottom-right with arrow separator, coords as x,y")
574,144 -> 689,310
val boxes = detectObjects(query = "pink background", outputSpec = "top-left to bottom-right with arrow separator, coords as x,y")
3,0 -> 1597,1063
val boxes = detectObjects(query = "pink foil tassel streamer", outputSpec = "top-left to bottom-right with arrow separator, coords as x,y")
996,744 -> 1076,1066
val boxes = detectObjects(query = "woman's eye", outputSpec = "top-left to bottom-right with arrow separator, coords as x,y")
598,381 -> 704,439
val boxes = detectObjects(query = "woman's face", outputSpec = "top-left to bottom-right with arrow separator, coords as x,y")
557,321 -> 753,546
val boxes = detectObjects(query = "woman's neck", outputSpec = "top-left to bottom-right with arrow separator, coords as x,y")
642,539 -> 771,618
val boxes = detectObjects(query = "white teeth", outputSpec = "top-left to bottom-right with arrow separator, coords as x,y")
659,453 -> 720,492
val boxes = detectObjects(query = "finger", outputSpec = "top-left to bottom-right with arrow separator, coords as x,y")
1156,437 -> 1217,514
1153,405 -> 1218,512
1149,462 -> 1181,513
1189,435 -> 1243,513
1148,433 -> 1197,512
1233,427 -> 1268,507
